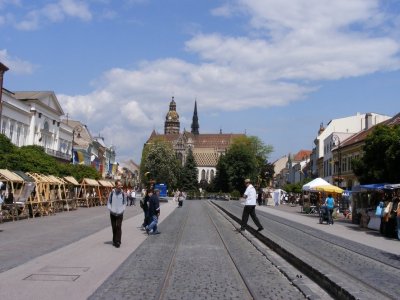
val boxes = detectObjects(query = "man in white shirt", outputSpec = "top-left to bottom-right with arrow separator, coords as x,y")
240,179 -> 264,232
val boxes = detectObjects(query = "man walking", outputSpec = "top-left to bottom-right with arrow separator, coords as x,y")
146,189 -> 161,235
107,180 -> 126,248
240,179 -> 264,232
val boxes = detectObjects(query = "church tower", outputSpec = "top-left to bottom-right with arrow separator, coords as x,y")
191,100 -> 199,135
164,96 -> 180,134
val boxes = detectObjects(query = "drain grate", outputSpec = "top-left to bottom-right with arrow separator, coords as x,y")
23,266 -> 90,282
24,274 -> 80,281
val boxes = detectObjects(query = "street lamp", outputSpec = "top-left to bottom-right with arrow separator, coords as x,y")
0,63 -> 9,130
71,125 -> 82,164
332,134 -> 341,187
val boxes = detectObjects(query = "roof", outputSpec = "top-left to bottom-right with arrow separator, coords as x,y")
61,120 -> 93,148
293,150 -> 312,161
148,132 -> 245,150
81,178 -> 99,186
193,152 -> 219,167
341,112 -> 400,148
98,180 -> 114,187
0,169 -> 24,182
13,91 -> 65,115
64,176 -> 80,185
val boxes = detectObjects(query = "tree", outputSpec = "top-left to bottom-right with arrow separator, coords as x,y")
352,124 -> 400,183
180,148 -> 198,191
0,133 -> 16,157
212,154 -> 230,192
0,134 -> 100,180
219,136 -> 273,193
140,138 -> 180,189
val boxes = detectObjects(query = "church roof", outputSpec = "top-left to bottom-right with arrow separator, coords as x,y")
148,132 -> 245,150
193,152 -> 219,167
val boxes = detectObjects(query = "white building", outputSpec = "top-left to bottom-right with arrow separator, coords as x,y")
1,89 -> 72,161
312,112 -> 391,184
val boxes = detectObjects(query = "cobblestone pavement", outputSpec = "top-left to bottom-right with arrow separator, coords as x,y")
0,205 -> 142,273
214,201 -> 400,300
90,201 -> 306,300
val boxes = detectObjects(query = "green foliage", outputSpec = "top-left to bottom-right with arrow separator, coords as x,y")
140,138 -> 180,188
180,148 -> 198,191
0,134 -> 100,181
283,182 -> 303,194
213,136 -> 273,193
58,163 -> 101,181
353,124 -> 400,183
0,134 -> 16,156
212,155 -> 231,192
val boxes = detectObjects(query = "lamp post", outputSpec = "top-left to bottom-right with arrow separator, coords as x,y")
0,63 -> 9,130
71,125 -> 82,164
332,134 -> 341,187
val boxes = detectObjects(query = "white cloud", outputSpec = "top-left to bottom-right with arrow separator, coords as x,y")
58,0 -> 400,161
0,49 -> 36,74
59,0 -> 92,21
38,0 -> 400,161
8,0 -> 92,30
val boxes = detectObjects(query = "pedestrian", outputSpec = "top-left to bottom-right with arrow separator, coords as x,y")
257,187 -> 263,206
130,189 -> 136,206
178,191 -> 185,207
146,189 -> 161,235
240,179 -> 264,232
325,194 -> 335,225
140,189 -> 151,229
107,180 -> 126,248
126,188 -> 132,206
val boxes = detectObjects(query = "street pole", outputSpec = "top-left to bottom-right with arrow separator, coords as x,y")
0,63 -> 9,131
332,134 -> 341,187
71,125 -> 82,164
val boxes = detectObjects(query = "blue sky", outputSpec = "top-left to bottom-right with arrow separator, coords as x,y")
1,0 -> 400,164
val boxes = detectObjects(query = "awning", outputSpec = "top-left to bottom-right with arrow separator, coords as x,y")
0,169 -> 24,182
314,185 -> 343,194
64,176 -> 80,185
353,183 -> 387,192
82,178 -> 99,186
98,180 -> 114,187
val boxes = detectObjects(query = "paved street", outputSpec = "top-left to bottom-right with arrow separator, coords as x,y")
0,199 -> 398,299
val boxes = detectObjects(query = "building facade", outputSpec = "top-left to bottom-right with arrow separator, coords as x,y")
1,89 -> 71,162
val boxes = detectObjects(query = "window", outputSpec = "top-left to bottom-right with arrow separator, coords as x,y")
201,169 -> 206,180
16,125 -> 21,146
1,120 -> 6,134
9,123 -> 14,141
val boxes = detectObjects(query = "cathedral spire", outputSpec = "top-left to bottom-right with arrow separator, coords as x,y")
191,100 -> 199,135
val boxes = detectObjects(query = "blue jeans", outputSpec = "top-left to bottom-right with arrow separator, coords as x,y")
148,215 -> 158,233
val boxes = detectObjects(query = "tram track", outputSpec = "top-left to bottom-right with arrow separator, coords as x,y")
152,200 -> 306,300
211,200 -> 399,300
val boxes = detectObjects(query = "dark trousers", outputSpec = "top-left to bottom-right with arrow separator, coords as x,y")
110,213 -> 123,245
328,208 -> 334,224
241,205 -> 262,229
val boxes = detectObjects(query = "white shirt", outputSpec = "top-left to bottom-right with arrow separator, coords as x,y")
244,184 -> 257,205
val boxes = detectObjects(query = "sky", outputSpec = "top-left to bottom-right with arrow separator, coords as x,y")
1,0 -> 400,164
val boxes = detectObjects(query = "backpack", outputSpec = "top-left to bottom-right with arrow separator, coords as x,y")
108,190 -> 126,205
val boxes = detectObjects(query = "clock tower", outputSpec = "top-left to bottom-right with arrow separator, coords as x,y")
164,96 -> 180,134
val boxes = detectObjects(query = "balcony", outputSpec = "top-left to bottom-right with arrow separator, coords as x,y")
44,147 -> 71,161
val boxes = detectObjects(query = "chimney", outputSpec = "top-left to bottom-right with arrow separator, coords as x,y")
365,113 -> 372,130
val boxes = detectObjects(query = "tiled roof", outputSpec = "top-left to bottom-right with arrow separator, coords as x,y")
293,150 -> 312,161
193,152 -> 219,167
147,132 -> 245,150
